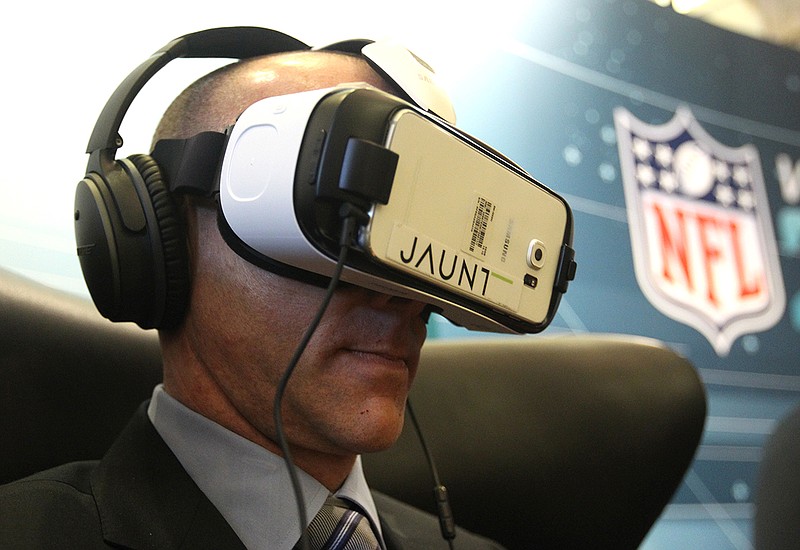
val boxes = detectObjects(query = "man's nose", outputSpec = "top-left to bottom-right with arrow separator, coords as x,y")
366,290 -> 430,318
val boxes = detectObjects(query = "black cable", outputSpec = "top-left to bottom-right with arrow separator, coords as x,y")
273,203 -> 456,549
273,208 -> 362,550
407,399 -> 457,549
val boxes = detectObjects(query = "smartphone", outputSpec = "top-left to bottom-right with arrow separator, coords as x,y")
360,109 -> 575,331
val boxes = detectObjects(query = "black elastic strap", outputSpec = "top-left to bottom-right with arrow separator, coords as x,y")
151,131 -> 228,196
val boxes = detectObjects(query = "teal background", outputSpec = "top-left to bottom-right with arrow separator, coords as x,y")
429,1 -> 800,548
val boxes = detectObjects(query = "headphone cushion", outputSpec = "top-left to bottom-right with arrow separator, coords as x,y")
128,154 -> 189,329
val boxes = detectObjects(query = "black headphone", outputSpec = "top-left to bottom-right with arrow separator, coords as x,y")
74,27 -> 367,330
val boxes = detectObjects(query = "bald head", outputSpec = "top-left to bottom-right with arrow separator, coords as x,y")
154,50 -> 395,141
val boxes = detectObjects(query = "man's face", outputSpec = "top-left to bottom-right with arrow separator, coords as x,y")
158,52 -> 431,471
174,204 -> 428,458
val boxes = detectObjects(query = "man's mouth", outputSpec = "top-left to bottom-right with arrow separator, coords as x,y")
344,348 -> 409,369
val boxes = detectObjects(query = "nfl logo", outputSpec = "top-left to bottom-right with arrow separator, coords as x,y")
614,107 -> 786,356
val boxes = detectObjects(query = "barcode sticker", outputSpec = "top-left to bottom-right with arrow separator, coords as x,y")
468,195 -> 495,257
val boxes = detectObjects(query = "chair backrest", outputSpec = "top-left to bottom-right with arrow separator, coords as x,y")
0,267 -> 707,549
0,268 -> 162,483
754,403 -> 800,550
362,335 -> 707,549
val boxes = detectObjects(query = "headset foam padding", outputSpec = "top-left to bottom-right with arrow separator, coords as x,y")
74,155 -> 189,330
127,154 -> 190,329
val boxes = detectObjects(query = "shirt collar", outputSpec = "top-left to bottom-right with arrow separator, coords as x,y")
147,384 -> 383,550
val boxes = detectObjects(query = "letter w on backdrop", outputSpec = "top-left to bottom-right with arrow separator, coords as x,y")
615,107 -> 785,356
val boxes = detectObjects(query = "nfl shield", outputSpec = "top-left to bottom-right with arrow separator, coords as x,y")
614,107 -> 786,356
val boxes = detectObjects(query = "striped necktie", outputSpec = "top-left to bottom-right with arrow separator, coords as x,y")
302,495 -> 380,550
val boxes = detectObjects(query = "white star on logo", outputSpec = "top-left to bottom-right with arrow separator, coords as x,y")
714,160 -> 730,182
738,189 -> 756,211
636,162 -> 657,187
714,183 -> 736,207
733,164 -> 751,187
655,143 -> 673,168
633,137 -> 652,161
659,169 -> 679,193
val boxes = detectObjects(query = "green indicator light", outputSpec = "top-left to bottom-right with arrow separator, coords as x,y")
491,272 -> 514,285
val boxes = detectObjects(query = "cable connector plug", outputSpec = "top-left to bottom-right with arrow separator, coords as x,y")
338,202 -> 370,247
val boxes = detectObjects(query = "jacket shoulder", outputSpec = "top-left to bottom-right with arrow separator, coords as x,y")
373,491 -> 506,550
0,461 -> 108,549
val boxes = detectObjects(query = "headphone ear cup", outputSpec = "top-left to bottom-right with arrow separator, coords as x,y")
126,154 -> 190,329
74,154 -> 189,329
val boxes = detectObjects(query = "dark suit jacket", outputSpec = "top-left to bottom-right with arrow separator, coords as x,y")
0,403 -> 503,550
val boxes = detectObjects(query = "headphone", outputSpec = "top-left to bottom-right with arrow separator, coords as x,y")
74,26 -> 443,330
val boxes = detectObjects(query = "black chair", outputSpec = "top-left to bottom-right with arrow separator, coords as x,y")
754,403 -> 800,550
0,267 -> 162,482
363,335 -> 706,549
0,267 -> 707,549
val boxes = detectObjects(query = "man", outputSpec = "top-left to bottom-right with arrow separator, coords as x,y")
0,43 -> 505,549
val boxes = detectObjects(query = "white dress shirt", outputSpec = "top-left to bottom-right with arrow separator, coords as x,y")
147,384 -> 384,550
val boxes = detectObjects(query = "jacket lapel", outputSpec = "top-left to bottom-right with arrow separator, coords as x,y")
374,491 -> 448,550
90,402 -> 245,549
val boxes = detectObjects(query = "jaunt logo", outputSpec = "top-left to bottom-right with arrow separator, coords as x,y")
615,107 -> 786,356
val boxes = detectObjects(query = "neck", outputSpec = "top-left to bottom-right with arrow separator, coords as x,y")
288,447 -> 357,492
159,333 -> 357,492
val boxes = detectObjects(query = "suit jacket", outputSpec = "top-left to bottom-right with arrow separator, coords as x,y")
0,403 -> 503,550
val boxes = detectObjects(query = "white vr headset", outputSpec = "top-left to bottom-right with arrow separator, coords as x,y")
153,83 -> 575,333
75,27 -> 575,333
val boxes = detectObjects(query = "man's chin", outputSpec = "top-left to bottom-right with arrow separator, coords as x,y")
349,409 -> 407,454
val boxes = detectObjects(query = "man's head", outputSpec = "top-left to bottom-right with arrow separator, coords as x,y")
156,50 -> 429,489
154,50 -> 397,139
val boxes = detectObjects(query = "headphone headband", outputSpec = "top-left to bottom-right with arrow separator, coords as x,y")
86,27 -> 309,158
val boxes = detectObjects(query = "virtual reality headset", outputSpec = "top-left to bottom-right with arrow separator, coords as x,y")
74,27 -> 576,333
